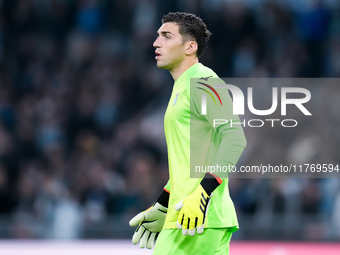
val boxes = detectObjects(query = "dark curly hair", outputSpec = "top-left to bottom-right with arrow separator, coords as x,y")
161,12 -> 212,58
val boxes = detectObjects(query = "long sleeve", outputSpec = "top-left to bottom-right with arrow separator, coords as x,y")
192,77 -> 247,177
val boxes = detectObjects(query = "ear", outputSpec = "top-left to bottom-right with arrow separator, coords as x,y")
185,41 -> 198,56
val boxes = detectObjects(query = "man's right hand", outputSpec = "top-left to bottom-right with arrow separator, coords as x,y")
129,202 -> 167,249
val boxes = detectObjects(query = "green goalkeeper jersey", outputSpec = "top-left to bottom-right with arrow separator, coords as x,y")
163,63 -> 246,231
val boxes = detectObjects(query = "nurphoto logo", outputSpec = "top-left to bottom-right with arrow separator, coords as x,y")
195,79 -> 312,128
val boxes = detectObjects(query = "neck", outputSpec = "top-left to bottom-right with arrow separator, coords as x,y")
169,57 -> 199,82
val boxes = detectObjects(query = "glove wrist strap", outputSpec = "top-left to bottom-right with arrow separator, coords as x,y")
200,173 -> 222,195
156,188 -> 170,208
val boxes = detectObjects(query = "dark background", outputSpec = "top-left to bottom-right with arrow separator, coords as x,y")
0,0 -> 339,240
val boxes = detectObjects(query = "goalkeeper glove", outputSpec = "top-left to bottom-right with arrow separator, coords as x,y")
129,188 -> 169,249
175,173 -> 222,236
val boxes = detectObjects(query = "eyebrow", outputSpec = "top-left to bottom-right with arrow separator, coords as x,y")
157,31 -> 173,36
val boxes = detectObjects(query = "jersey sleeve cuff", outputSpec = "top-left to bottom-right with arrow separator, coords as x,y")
156,188 -> 170,208
200,173 -> 222,195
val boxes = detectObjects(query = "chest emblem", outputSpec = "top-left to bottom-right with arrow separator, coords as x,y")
173,91 -> 182,106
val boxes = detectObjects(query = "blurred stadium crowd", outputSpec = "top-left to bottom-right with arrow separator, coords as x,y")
0,0 -> 340,240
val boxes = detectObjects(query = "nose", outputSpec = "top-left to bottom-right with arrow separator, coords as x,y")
153,36 -> 161,48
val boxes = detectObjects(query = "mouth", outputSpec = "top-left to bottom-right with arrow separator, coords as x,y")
155,52 -> 161,60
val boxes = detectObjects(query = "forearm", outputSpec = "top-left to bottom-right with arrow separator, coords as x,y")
213,125 -> 247,167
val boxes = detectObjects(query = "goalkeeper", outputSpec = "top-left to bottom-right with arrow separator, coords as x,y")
129,12 -> 246,255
